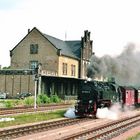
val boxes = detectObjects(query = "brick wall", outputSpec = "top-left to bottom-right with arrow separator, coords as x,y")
0,75 -> 34,97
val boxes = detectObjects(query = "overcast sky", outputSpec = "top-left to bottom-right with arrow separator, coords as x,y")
1,0 -> 140,67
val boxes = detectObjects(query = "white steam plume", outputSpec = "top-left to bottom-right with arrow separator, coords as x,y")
64,108 -> 78,118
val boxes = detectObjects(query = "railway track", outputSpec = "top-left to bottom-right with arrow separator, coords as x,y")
58,114 -> 140,140
0,118 -> 91,139
0,103 -> 72,116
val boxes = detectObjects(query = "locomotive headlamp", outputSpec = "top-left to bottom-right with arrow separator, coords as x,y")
89,100 -> 92,103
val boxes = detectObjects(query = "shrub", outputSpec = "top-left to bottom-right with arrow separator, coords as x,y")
50,95 -> 61,103
37,94 -> 51,104
37,94 -> 61,105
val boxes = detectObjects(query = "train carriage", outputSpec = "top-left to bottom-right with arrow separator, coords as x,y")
135,88 -> 140,106
120,86 -> 135,106
137,89 -> 140,104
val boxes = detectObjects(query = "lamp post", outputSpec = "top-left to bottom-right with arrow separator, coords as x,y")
34,67 -> 38,110
34,77 -> 38,109
34,63 -> 42,110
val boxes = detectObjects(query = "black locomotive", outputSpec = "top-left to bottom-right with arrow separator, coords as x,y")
75,79 -> 140,117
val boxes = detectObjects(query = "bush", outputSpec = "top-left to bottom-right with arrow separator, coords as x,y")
37,94 -> 51,104
50,95 -> 61,103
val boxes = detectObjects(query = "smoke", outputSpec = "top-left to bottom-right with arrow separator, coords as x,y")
87,43 -> 140,86
96,103 -> 121,120
96,103 -> 135,120
96,107 -> 118,120
64,107 -> 78,118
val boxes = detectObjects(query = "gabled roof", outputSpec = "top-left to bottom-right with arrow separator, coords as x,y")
11,27 -> 82,60
43,34 -> 80,59
66,41 -> 82,58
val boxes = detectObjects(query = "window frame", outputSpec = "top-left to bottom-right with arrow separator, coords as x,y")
30,60 -> 38,69
62,63 -> 67,75
71,64 -> 76,76
30,44 -> 39,54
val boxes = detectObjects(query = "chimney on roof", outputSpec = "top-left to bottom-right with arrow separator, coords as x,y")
84,30 -> 90,41
28,29 -> 30,34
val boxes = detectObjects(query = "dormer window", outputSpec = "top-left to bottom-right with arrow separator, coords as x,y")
30,44 -> 38,54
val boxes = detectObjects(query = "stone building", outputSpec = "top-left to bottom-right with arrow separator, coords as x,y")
0,27 -> 93,99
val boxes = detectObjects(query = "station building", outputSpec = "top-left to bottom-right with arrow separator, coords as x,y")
0,27 -> 93,99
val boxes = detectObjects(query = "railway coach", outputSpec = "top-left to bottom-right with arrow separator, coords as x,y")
119,86 -> 135,106
135,88 -> 140,106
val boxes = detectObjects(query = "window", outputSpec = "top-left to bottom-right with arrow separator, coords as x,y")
126,91 -> 129,98
71,64 -> 76,76
30,61 -> 38,69
30,44 -> 38,54
62,63 -> 67,75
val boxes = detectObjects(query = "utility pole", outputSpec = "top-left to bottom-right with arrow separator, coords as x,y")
34,63 -> 42,110
34,66 -> 38,110
34,78 -> 37,109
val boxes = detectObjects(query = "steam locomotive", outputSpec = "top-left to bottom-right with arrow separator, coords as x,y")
75,79 -> 140,117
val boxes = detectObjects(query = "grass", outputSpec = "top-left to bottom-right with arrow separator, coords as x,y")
0,99 -> 24,108
127,132 -> 140,140
0,110 -> 66,128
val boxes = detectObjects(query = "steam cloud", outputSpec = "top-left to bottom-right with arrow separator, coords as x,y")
64,108 -> 78,118
87,43 -> 140,86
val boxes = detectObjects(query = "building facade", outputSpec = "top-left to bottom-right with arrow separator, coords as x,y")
0,27 -> 93,98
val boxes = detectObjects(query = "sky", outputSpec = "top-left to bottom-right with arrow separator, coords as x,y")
1,0 -> 140,67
